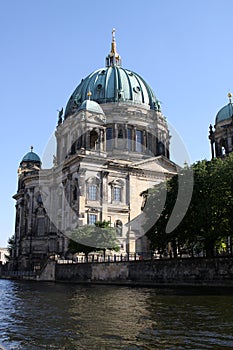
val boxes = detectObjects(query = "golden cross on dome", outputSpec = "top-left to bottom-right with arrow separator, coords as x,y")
228,92 -> 232,103
111,28 -> 117,54
87,91 -> 92,100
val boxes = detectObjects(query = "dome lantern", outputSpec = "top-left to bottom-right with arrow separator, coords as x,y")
105,28 -> 122,67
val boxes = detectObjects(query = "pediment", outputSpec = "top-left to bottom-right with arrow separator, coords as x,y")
86,113 -> 106,125
132,156 -> 179,175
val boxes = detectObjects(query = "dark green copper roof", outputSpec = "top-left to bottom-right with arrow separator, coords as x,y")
21,151 -> 41,163
215,102 -> 233,124
78,99 -> 104,115
64,66 -> 159,118
64,30 -> 161,119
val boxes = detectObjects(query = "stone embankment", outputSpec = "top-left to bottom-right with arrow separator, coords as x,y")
2,257 -> 233,287
54,257 -> 233,287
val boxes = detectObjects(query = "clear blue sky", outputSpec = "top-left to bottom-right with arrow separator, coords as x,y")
1,0 -> 233,247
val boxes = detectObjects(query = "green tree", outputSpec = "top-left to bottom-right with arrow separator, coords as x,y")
68,220 -> 120,261
5,234 -> 15,261
144,156 -> 233,258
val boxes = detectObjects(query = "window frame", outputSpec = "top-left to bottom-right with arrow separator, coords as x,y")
88,213 -> 97,225
113,186 -> 121,202
136,129 -> 143,152
88,184 -> 98,201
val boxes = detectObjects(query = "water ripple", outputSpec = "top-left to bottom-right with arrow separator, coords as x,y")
0,280 -> 233,349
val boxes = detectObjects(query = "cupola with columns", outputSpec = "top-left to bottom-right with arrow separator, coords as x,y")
209,92 -> 233,158
56,29 -> 170,164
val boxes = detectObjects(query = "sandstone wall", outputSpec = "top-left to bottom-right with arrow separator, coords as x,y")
55,257 -> 233,286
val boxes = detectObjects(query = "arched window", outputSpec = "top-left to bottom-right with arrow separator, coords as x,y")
35,207 -> 45,236
88,185 -> 97,200
109,179 -> 124,203
220,138 -> 227,156
90,130 -> 98,150
118,127 -> 123,139
136,130 -> 143,152
113,187 -> 121,201
86,177 -> 100,201
127,128 -> 132,151
157,140 -> 165,156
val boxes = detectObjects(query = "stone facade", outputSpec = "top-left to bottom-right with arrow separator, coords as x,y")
12,33 -> 178,271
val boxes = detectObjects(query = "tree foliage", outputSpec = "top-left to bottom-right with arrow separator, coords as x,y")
5,234 -> 15,260
144,155 -> 233,257
68,220 -> 120,260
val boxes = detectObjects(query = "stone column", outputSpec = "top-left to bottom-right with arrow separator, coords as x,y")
143,130 -> 147,152
114,124 -> 118,149
86,130 -> 91,150
124,124 -> 128,149
133,127 -> 137,151
100,128 -> 105,152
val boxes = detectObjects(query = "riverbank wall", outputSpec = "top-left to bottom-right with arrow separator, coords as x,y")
2,257 -> 233,287
54,257 -> 233,287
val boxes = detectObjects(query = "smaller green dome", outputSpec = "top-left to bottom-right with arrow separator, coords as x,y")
77,99 -> 104,115
216,102 -> 233,124
21,148 -> 41,163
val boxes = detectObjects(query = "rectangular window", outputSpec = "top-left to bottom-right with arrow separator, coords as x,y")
106,127 -> 113,151
113,187 -> 121,202
88,185 -> 97,201
136,130 -> 143,152
88,214 -> 97,225
127,128 -> 132,151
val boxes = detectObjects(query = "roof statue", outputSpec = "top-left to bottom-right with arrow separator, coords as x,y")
57,107 -> 63,125
106,28 -> 122,67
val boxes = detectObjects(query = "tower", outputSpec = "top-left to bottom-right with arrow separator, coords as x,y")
209,93 -> 233,158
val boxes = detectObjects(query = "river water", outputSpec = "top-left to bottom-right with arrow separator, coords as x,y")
0,280 -> 233,350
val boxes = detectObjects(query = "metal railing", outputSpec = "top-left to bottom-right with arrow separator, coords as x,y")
57,252 -> 155,264
56,249 -> 233,264
1,270 -> 36,277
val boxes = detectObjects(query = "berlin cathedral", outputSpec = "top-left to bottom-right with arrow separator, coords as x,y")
12,30 -> 178,270
12,30 -> 232,270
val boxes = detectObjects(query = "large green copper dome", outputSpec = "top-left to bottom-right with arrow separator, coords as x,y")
64,30 -> 160,119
